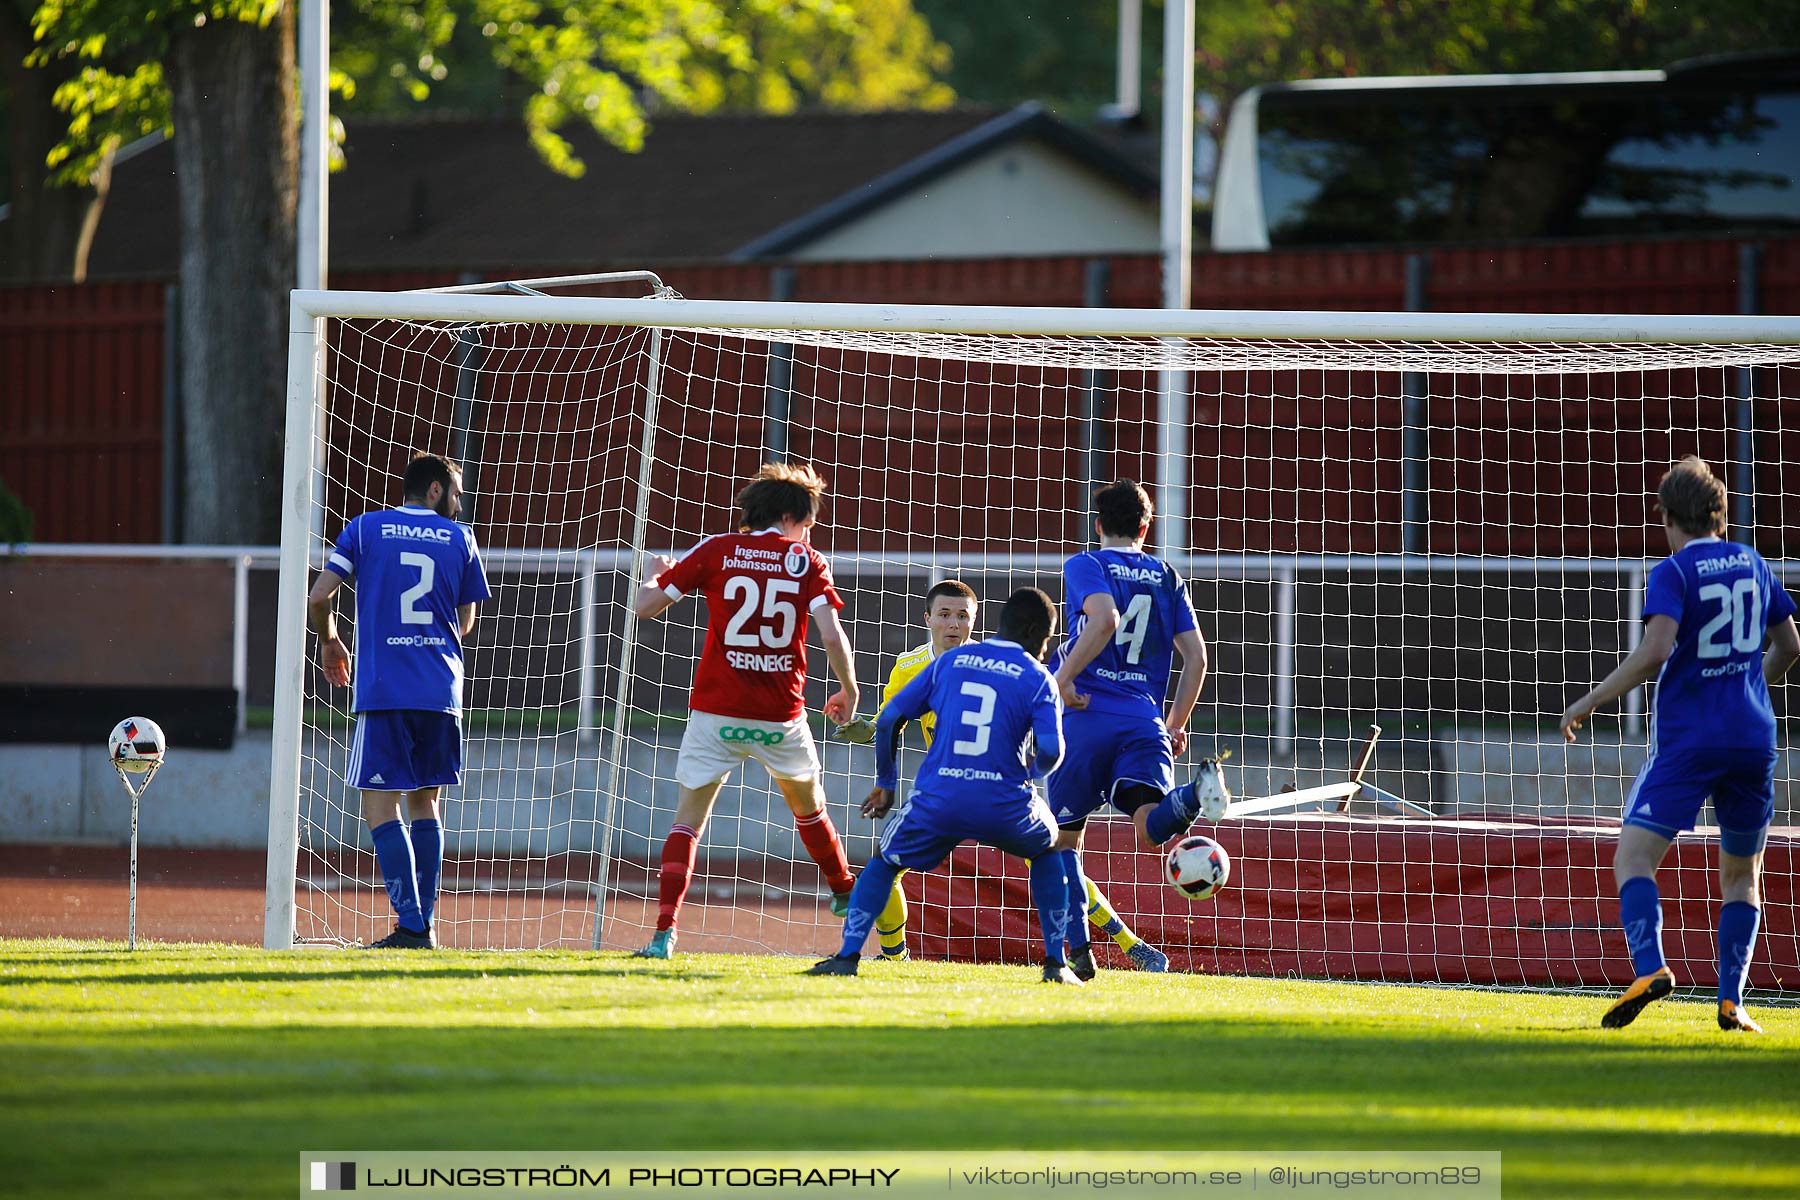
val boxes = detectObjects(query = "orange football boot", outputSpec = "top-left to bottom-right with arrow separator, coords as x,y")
1601,967 -> 1675,1029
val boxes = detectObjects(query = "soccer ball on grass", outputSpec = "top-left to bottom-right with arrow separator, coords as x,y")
1165,834 -> 1230,901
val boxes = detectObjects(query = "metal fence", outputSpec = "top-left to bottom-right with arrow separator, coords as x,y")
12,542 -> 1747,752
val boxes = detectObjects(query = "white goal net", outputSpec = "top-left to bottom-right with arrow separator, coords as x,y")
268,285 -> 1800,991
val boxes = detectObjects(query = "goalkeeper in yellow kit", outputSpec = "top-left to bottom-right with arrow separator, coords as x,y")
845,579 -> 1169,971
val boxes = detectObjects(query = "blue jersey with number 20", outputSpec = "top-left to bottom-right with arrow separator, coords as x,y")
1051,548 -> 1198,720
1644,537 -> 1795,754
327,505 -> 492,714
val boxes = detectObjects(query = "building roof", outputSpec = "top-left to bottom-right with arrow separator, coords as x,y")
69,103 -> 1156,279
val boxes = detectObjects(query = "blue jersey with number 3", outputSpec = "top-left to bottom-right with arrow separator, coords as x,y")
1644,538 -> 1795,753
1051,548 -> 1199,720
326,505 -> 492,714
874,639 -> 1064,809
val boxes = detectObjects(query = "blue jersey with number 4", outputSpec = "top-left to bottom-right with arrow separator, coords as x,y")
1644,538 -> 1795,753
1051,548 -> 1199,720
874,638 -> 1064,809
326,505 -> 492,714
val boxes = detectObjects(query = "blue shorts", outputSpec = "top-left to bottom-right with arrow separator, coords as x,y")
349,710 -> 463,792
1622,745 -> 1776,856
1046,707 -> 1174,826
877,789 -> 1059,870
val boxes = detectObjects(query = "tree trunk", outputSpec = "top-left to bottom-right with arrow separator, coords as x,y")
165,9 -> 298,545
0,5 -> 111,282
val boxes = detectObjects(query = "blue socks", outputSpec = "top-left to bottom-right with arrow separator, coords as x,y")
1144,782 -> 1198,845
1060,849 -> 1091,951
410,818 -> 443,928
1620,879 -> 1761,1003
837,856 -> 901,958
1717,901 -> 1761,1006
1619,876 -> 1665,978
842,854 -> 1077,966
370,819 -> 426,934
1029,854 -> 1071,965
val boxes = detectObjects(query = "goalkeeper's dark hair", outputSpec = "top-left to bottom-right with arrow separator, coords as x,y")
925,579 -> 977,610
737,462 -> 828,532
995,587 -> 1058,660
402,451 -> 462,502
1095,479 -> 1154,538
1658,456 -> 1728,537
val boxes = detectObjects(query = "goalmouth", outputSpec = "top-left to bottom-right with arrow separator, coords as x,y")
269,278 -> 1800,989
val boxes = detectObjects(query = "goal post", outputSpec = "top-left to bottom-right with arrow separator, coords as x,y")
266,306 -> 327,950
590,323 -> 667,948
269,281 -> 1800,990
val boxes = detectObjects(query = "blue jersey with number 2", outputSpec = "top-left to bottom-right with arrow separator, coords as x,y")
1051,548 -> 1199,720
1644,538 -> 1795,753
327,505 -> 492,714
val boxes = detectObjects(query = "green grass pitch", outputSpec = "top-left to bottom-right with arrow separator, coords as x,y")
3,939 -> 1796,1199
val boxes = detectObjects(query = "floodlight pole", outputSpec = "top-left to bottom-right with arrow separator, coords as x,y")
1102,0 -> 1143,121
299,0 -> 330,547
1158,0 -> 1195,564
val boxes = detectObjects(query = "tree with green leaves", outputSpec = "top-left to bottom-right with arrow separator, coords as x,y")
3,0 -> 160,280
865,2 -> 1800,174
906,0 -> 1113,118
13,0 -> 951,543
1193,0 -> 1800,143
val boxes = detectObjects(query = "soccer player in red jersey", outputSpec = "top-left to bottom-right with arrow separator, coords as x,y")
630,463 -> 861,959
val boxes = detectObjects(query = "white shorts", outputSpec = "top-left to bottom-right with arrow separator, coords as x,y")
675,710 -> 821,790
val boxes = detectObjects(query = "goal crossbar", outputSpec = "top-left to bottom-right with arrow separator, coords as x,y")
289,290 -> 1800,346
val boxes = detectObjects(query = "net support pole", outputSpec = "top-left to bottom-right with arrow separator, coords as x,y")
1156,373 -> 1188,560
577,554 -> 598,743
1401,253 -> 1431,553
1078,258 -> 1112,541
265,302 -> 322,949
1623,565 -> 1645,736
592,325 -> 668,948
233,554 -> 250,734
450,327 -> 486,522
1273,567 -> 1297,758
766,266 -> 796,461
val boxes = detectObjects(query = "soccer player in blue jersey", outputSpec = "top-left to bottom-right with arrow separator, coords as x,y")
307,452 -> 493,950
858,579 -> 1170,970
807,587 -> 1086,984
1562,457 -> 1799,1032
1047,480 -> 1209,981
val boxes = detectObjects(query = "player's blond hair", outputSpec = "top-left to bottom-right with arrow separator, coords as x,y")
737,462 -> 828,532
1658,456 -> 1728,537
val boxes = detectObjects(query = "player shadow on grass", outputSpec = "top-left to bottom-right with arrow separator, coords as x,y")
13,1021 -> 1791,1200
24,1020 -> 1796,1155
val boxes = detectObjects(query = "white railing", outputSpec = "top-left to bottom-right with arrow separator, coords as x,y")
14,542 -> 1739,750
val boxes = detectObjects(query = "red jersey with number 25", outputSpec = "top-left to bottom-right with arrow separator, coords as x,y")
656,529 -> 845,721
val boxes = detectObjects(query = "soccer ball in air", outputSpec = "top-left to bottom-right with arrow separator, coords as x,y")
108,717 -> 166,774
1165,834 -> 1230,901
